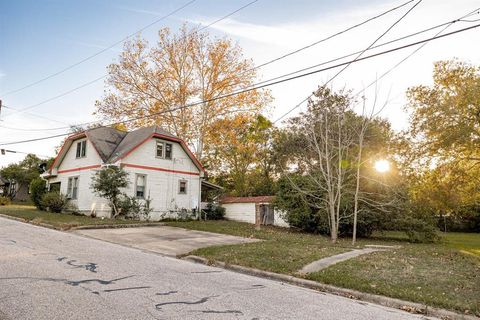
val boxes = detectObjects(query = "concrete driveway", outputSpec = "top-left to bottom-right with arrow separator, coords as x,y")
74,225 -> 258,256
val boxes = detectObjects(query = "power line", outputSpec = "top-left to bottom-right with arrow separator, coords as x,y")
353,7 -> 480,99
0,148 -> 51,159
1,105 -> 70,125
273,0 -> 423,124
1,22 -> 479,146
246,0 -> 414,73
248,17 -> 478,91
0,0 -> 416,124
9,11 -> 478,133
1,0 -> 260,121
0,0 -> 198,97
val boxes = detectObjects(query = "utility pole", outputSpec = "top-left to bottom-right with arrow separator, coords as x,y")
0,99 -> 2,119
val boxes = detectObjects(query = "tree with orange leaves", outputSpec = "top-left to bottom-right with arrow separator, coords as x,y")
95,24 -> 271,161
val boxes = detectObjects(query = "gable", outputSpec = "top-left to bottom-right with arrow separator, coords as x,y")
50,132 -> 102,173
49,125 -> 204,175
120,136 -> 202,175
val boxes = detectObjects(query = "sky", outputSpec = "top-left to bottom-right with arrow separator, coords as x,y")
0,0 -> 479,168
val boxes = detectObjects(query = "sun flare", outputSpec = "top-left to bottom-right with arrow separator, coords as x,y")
374,159 -> 390,173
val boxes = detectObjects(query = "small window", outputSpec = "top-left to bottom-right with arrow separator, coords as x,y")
67,177 -> 79,199
165,143 -> 172,160
156,141 -> 164,158
135,174 -> 146,199
76,140 -> 87,158
179,180 -> 187,194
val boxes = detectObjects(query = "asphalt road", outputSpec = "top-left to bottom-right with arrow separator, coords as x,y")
0,217 -> 435,320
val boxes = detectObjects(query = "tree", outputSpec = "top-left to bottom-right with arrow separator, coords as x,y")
277,87 -> 358,242
91,166 -> 129,218
0,154 -> 43,200
404,59 -> 480,223
406,59 -> 480,162
30,178 -> 47,210
95,24 -> 271,161
205,114 -> 275,196
275,86 -> 397,242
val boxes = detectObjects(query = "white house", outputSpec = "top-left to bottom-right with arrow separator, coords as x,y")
43,126 -> 205,220
220,196 -> 289,228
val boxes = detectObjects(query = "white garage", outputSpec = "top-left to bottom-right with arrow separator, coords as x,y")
220,196 -> 289,228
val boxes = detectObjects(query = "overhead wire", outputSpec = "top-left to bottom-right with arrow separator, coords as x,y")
1,22 -> 479,146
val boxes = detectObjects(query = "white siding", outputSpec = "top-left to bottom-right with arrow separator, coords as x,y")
48,137 -> 202,220
223,203 -> 256,224
222,203 -> 290,227
58,138 -> 103,171
121,138 -> 201,220
48,138 -> 111,217
273,209 -> 290,227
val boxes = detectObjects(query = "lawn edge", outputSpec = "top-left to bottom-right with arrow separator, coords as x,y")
183,255 -> 479,320
0,213 -> 164,231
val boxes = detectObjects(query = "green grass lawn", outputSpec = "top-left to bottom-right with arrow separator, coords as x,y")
0,205 -> 153,230
166,220 -> 480,316
166,220 -> 349,273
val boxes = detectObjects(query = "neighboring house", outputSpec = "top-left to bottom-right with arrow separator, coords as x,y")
0,176 -> 9,197
0,176 -> 29,201
42,126 -> 206,220
220,196 -> 289,227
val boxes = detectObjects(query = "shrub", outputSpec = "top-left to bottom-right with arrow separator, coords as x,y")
437,212 -> 480,233
30,178 -> 46,210
202,203 -> 225,220
395,216 -> 440,243
117,194 -> 153,220
41,192 -> 68,213
91,166 -> 129,218
0,196 -> 11,206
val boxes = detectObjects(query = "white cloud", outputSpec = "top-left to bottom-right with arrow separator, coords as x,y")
191,0 -> 480,132
115,5 -> 166,17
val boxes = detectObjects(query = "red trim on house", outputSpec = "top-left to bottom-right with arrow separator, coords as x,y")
119,135 -> 152,161
122,163 -> 200,176
57,164 -> 101,174
152,133 -> 205,172
119,133 -> 205,173
48,132 -> 87,172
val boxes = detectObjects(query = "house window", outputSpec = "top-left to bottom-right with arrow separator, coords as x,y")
76,140 -> 86,158
67,177 -> 79,199
179,180 -> 187,194
155,141 -> 173,160
156,141 -> 164,158
135,174 -> 146,199
165,143 -> 172,159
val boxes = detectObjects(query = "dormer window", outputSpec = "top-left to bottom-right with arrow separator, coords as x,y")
76,140 -> 86,158
156,140 -> 173,160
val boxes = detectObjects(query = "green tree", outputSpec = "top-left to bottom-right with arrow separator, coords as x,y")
91,166 -> 129,218
406,59 -> 480,162
275,86 -> 400,241
405,59 -> 480,225
205,114 -> 276,196
0,154 -> 43,200
30,178 -> 47,210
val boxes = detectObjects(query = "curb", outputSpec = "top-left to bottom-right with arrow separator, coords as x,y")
0,213 -> 164,231
183,255 -> 478,320
71,222 -> 165,230
0,213 -> 61,230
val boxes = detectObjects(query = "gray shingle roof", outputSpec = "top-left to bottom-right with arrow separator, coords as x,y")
86,127 -> 127,162
52,125 -> 202,172
107,126 -> 177,163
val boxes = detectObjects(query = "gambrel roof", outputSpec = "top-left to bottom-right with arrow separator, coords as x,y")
50,126 -> 204,173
